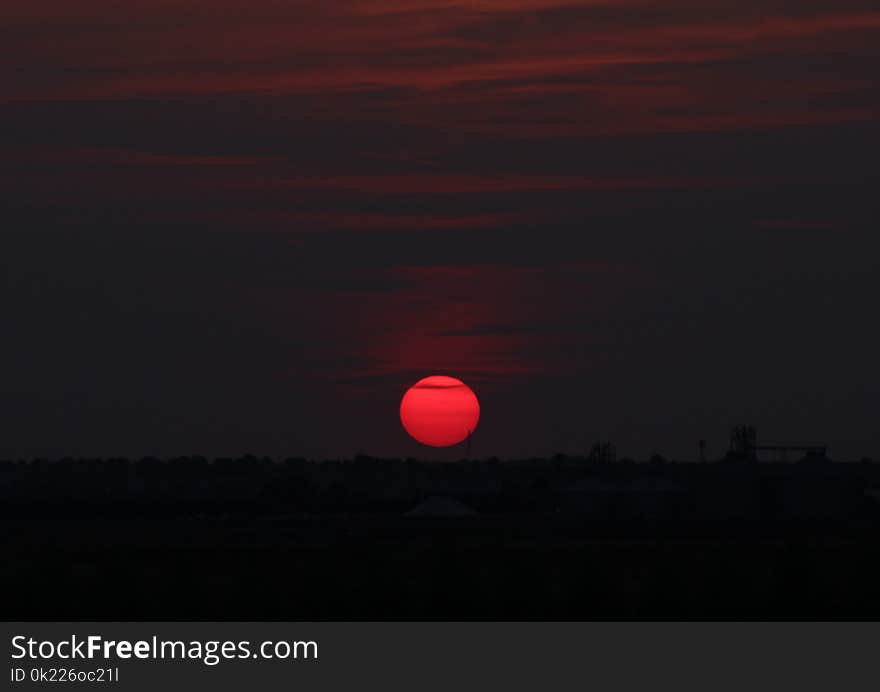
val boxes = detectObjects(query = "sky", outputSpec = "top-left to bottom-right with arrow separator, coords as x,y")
1,0 -> 879,460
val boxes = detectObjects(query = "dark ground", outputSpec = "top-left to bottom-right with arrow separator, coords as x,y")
3,456 -> 880,619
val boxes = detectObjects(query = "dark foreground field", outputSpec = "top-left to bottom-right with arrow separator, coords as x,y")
3,457 -> 880,619
6,515 -> 880,619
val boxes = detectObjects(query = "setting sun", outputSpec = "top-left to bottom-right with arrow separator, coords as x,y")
399,375 -> 480,447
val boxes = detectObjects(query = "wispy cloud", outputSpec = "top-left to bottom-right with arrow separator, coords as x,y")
4,0 -> 879,139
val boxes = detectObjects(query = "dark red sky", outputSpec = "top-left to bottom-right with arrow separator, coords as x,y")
2,0 -> 879,459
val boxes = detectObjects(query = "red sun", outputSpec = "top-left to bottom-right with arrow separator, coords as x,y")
400,375 -> 480,447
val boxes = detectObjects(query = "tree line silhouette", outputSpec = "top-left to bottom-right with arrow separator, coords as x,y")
2,454 -> 879,521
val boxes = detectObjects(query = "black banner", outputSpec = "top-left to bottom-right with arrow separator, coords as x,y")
2,623 -> 876,691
